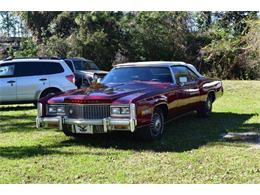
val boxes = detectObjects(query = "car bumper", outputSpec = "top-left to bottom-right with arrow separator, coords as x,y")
36,116 -> 137,133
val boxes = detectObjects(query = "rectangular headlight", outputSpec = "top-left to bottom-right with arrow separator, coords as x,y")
48,105 -> 65,115
111,107 -> 121,115
110,105 -> 130,116
121,107 -> 130,114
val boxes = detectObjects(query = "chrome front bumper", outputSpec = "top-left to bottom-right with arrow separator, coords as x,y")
36,116 -> 137,133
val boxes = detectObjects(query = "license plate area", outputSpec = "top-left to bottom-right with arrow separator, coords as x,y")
74,125 -> 93,134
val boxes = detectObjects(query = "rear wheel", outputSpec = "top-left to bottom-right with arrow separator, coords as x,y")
136,109 -> 164,141
197,94 -> 213,117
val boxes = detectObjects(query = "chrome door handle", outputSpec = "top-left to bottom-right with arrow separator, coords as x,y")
39,78 -> 47,81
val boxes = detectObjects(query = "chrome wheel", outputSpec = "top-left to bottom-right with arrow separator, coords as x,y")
150,112 -> 163,137
206,97 -> 212,113
197,94 -> 213,117
136,109 -> 165,141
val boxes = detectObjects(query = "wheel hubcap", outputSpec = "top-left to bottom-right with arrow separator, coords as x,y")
151,113 -> 162,136
207,99 -> 212,109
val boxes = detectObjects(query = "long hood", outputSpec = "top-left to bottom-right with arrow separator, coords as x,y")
47,82 -> 170,104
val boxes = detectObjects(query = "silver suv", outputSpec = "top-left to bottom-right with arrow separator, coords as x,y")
0,58 -> 77,105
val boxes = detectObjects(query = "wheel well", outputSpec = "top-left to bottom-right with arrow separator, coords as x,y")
208,91 -> 216,102
154,104 -> 168,120
39,87 -> 61,99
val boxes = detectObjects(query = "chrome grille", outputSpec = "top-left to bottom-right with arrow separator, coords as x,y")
65,104 -> 110,119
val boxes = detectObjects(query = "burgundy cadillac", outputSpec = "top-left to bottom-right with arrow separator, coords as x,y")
36,61 -> 223,140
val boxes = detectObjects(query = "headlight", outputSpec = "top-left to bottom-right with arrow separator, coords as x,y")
111,107 -> 121,115
121,107 -> 130,114
110,105 -> 130,116
48,105 -> 65,115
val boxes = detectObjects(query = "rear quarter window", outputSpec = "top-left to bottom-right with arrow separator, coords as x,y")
0,64 -> 15,77
64,60 -> 75,72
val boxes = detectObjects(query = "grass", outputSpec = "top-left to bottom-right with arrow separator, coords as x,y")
0,80 -> 260,183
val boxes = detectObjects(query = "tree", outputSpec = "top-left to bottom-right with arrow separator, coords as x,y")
0,11 -> 25,37
120,12 -> 193,63
17,11 -> 61,43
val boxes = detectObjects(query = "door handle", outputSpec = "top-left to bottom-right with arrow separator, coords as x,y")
7,80 -> 16,84
39,78 -> 47,81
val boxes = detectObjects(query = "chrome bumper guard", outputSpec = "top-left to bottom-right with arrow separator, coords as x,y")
36,116 -> 137,133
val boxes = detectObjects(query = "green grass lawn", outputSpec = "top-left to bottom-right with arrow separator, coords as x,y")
0,80 -> 260,183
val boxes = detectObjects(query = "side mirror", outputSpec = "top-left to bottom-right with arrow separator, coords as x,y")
179,76 -> 188,86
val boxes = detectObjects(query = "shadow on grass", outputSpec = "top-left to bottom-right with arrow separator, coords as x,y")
60,112 -> 259,152
0,111 -> 258,159
0,105 -> 36,112
0,144 -> 121,159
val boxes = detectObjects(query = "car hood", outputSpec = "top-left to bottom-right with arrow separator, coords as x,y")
47,81 -> 171,104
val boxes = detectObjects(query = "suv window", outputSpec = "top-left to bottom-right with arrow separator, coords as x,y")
0,65 -> 15,78
64,60 -> 75,72
171,66 -> 198,84
73,60 -> 99,71
14,62 -> 64,77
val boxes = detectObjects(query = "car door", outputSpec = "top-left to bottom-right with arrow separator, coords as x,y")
0,64 -> 17,103
15,62 -> 50,102
171,66 -> 201,113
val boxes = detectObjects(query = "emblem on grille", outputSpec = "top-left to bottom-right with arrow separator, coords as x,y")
69,109 -> 73,114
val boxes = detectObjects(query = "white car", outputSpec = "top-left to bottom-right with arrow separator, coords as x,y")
0,58 -> 77,105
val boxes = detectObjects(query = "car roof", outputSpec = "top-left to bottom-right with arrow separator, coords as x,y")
65,57 -> 93,62
0,58 -> 64,64
115,61 -> 186,67
114,61 -> 204,77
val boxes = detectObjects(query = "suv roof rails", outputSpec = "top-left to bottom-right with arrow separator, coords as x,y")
2,57 -> 64,61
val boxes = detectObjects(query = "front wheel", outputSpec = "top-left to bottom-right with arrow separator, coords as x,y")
136,109 -> 165,141
197,95 -> 213,117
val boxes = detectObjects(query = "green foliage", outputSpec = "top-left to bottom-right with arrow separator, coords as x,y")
201,19 -> 260,79
13,37 -> 38,57
120,12 -> 191,62
5,11 -> 259,79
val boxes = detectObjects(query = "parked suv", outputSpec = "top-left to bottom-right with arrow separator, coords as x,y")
0,58 -> 77,105
64,57 -> 107,88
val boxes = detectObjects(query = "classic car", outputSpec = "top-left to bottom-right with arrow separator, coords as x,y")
36,61 -> 223,140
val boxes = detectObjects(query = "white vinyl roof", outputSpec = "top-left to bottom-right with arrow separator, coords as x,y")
115,61 -> 204,77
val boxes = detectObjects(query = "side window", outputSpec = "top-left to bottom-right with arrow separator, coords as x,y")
45,62 -> 64,74
0,65 -> 15,78
64,60 -> 75,72
15,62 -> 64,77
187,69 -> 199,82
171,66 -> 198,84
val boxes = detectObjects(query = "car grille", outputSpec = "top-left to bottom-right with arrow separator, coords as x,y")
65,104 -> 110,119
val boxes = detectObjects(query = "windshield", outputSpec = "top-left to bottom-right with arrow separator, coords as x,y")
102,67 -> 173,84
74,60 -> 99,71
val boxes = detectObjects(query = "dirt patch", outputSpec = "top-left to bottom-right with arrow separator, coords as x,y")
221,132 -> 260,149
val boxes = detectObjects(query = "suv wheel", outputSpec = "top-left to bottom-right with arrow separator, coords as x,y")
137,109 -> 164,141
40,88 -> 61,99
